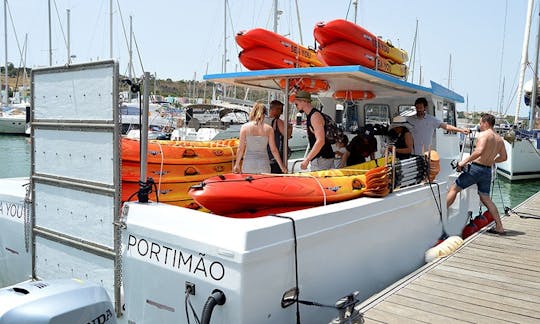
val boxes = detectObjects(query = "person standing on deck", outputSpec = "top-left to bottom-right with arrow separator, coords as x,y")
446,113 -> 508,235
233,103 -> 287,174
267,100 -> 292,174
293,91 -> 334,171
407,97 -> 469,155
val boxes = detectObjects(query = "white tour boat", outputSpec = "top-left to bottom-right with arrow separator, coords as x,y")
0,61 -> 480,323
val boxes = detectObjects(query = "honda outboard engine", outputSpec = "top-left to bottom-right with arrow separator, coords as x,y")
0,279 -> 116,324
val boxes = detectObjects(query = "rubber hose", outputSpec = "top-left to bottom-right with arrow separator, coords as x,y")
201,290 -> 226,324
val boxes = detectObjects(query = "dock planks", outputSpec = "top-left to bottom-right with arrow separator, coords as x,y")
358,190 -> 540,323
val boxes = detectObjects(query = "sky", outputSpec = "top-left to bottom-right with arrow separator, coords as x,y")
3,0 -> 537,116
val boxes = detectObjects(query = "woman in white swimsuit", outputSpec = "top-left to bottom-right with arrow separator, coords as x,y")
233,103 -> 287,174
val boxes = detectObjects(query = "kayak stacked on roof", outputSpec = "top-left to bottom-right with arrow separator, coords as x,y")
314,19 -> 408,78
121,138 -> 239,209
236,28 -> 324,70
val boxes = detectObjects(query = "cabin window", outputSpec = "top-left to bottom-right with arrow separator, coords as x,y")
364,104 -> 390,126
442,101 -> 457,127
397,105 -> 416,116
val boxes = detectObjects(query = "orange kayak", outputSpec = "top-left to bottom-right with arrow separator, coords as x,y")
318,41 -> 376,68
319,41 -> 407,78
122,138 -> 239,165
314,19 -> 408,64
122,160 -> 233,183
122,180 -> 200,203
239,47 -> 314,70
236,28 -> 324,66
189,173 -> 368,215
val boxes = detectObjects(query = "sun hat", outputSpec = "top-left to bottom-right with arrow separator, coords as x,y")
389,115 -> 413,131
294,90 -> 312,101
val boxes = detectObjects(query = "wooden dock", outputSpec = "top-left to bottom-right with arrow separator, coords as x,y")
358,191 -> 540,323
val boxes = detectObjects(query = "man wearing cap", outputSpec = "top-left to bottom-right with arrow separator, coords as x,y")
407,97 -> 469,155
294,91 -> 334,171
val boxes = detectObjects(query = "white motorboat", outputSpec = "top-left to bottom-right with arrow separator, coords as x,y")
499,0 -> 540,181
0,61 -> 479,323
0,105 -> 28,134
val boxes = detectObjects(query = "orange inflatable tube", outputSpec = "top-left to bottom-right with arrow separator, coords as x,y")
333,90 -> 376,100
279,78 -> 330,93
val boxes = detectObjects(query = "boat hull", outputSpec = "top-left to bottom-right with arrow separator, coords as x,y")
496,137 -> 540,180
0,116 -> 27,134
0,178 -> 31,288
122,178 -> 472,324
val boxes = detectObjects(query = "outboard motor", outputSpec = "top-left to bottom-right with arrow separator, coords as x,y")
0,279 -> 116,324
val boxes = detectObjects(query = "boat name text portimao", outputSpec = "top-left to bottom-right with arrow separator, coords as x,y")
127,234 -> 225,281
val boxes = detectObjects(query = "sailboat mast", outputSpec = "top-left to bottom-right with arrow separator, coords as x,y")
3,0 -> 8,105
409,19 -> 419,84
273,0 -> 278,32
67,9 -> 71,64
529,2 -> 540,131
353,0 -> 358,24
514,0 -> 534,124
110,0 -> 113,58
48,0 -> 52,66
294,0 -> 303,45
222,0 -> 227,73
447,54 -> 452,89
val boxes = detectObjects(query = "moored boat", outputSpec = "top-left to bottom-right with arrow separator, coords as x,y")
0,106 -> 29,134
0,61 -> 479,324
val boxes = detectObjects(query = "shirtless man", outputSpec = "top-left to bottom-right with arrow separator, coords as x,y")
446,113 -> 508,234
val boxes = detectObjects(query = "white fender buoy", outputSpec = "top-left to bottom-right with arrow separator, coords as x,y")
425,236 -> 464,263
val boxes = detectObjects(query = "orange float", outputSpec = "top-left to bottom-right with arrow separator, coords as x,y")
333,90 -> 375,100
279,78 -> 330,93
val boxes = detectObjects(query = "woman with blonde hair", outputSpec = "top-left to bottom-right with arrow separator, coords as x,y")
233,102 -> 287,174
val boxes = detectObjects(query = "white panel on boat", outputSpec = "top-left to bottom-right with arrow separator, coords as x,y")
33,66 -> 115,121
35,236 -> 114,300
30,61 -> 121,311
0,178 -> 31,287
34,182 -> 114,248
33,129 -> 114,185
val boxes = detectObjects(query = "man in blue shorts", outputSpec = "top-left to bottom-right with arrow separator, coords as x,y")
446,113 -> 508,234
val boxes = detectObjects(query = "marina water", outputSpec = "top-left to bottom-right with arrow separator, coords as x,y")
1,134 -> 538,212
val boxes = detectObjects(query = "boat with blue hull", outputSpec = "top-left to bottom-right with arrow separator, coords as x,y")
0,61 -> 480,323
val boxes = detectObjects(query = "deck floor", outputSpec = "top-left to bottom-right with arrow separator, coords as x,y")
358,190 -> 540,324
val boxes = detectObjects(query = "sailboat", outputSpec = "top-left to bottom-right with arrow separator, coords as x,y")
0,0 -> 29,135
496,0 -> 540,180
